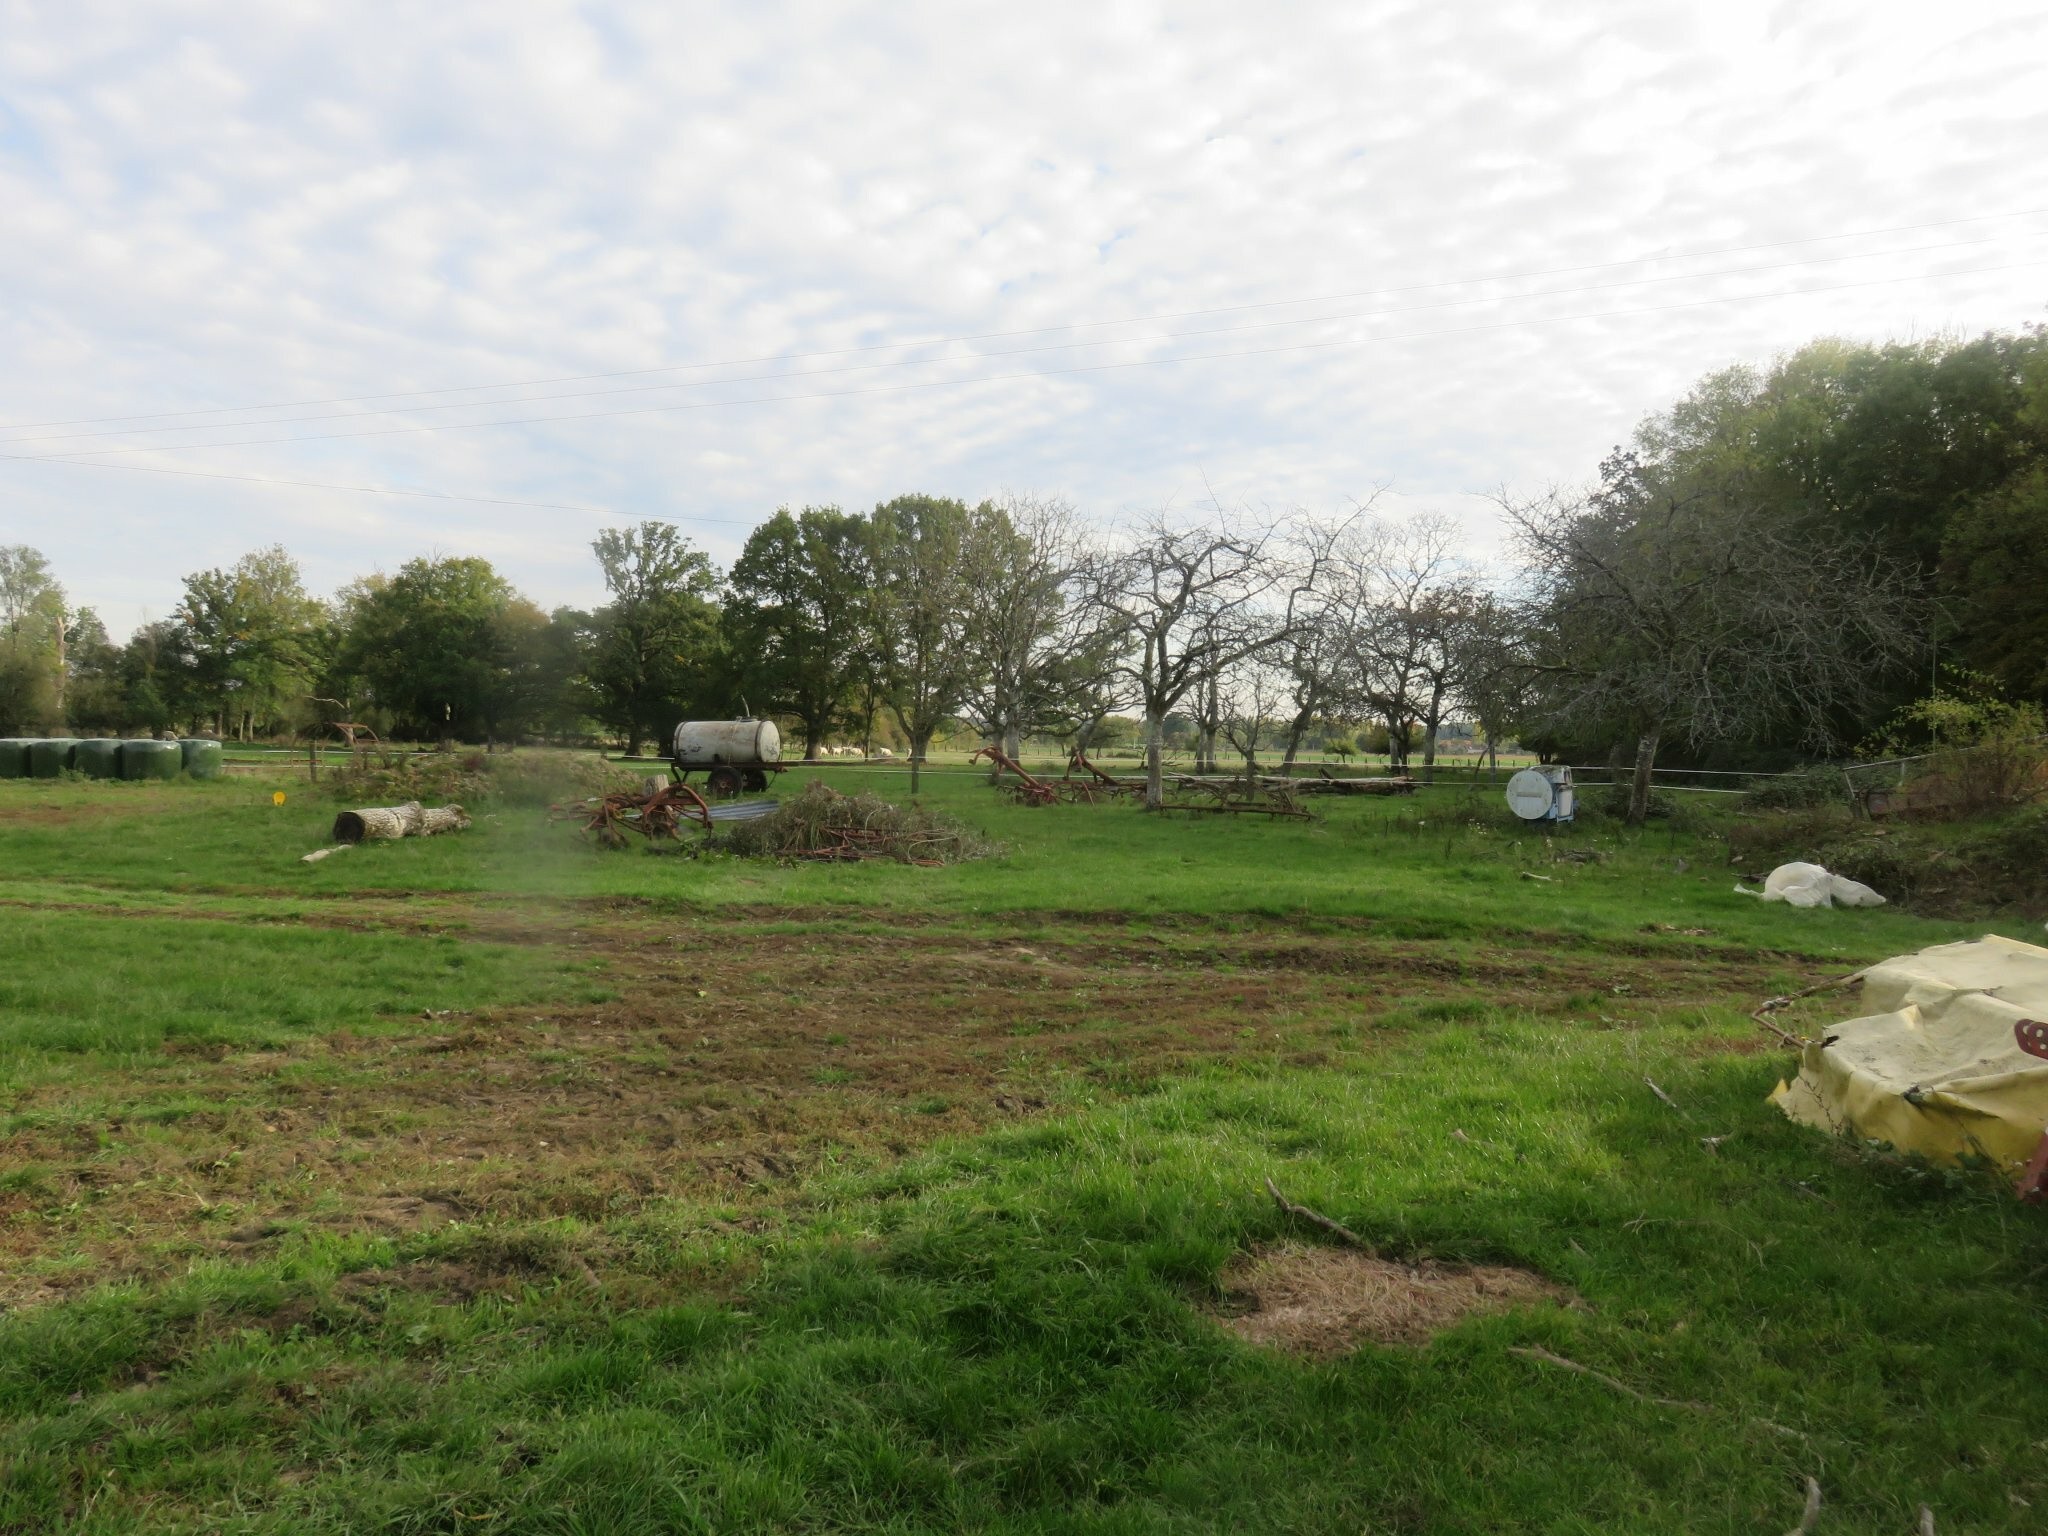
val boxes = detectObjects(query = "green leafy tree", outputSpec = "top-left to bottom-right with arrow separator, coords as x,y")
0,545 -> 68,734
532,607 -> 600,742
1508,461 -> 1925,826
868,495 -> 988,793
175,546 -> 327,739
1944,468 -> 2048,708
1611,328 -> 2048,735
481,598 -> 563,746
586,522 -> 722,754
59,610 -> 125,733
724,507 -> 875,757
338,557 -> 523,747
115,620 -> 190,737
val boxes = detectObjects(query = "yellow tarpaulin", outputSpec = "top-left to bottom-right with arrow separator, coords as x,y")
1771,934 -> 2048,1181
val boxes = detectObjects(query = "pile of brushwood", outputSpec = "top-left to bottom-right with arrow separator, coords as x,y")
711,780 -> 994,865
331,749 -> 634,808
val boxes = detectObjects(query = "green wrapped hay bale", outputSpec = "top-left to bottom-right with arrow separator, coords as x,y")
29,738 -> 80,777
0,739 -> 33,778
121,739 -> 183,781
179,738 -> 224,779
74,738 -> 124,779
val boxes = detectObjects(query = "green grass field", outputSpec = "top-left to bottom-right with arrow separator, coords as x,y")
2,764 -> 2042,1533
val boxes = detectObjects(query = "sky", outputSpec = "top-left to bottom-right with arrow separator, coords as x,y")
2,0 -> 2044,636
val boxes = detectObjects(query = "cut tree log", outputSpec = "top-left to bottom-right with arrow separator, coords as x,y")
331,801 -> 472,844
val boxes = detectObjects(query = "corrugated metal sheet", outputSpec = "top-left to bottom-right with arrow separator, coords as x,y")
705,798 -> 781,823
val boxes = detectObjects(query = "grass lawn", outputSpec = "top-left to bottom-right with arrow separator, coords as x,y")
1,765 -> 2042,1533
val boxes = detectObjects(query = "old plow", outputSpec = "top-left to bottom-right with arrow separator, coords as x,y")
552,780 -> 779,848
971,745 -> 1142,805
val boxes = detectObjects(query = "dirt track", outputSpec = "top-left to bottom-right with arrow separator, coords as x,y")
0,906 -> 1805,1308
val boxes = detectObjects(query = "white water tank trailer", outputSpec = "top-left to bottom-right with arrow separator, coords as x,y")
671,719 -> 782,796
1505,765 -> 1576,823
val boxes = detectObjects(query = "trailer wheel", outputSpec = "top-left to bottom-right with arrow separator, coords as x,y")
705,765 -> 744,797
743,768 -> 769,792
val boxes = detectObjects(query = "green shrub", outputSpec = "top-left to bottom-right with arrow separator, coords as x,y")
1740,765 -> 1852,811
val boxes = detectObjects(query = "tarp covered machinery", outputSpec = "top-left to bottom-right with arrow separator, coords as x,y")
1772,934 -> 2048,1198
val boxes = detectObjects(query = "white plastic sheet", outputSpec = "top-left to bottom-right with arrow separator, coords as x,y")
1734,861 -> 1886,908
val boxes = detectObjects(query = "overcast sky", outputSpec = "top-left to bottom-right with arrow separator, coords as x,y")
3,0 -> 2044,635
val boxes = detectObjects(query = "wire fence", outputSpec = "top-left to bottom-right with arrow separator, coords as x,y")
204,736 -> 2028,799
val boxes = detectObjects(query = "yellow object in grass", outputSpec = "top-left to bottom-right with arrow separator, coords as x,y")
272,791 -> 287,806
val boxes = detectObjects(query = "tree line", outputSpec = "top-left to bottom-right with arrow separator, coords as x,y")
4,325 -> 2042,817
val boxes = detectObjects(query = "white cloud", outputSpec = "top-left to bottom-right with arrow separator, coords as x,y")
1,0 -> 2043,631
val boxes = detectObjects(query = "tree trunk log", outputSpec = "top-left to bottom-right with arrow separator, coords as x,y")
1627,730 -> 1660,827
331,801 -> 473,844
1144,704 -> 1165,809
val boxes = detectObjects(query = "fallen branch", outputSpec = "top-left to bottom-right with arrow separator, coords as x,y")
1518,871 -> 1556,883
1751,969 -> 1868,1045
1752,1012 -> 1809,1049
1644,1077 -> 1688,1118
1507,1344 -> 1710,1413
1264,1176 -> 1370,1249
1784,1476 -> 1822,1536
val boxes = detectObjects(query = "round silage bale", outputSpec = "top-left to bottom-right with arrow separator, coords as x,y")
121,739 -> 183,780
74,739 -> 124,779
0,739 -> 34,778
179,738 -> 224,779
29,739 -> 80,777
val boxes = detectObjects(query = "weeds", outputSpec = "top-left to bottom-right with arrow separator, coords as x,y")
327,749 -> 633,808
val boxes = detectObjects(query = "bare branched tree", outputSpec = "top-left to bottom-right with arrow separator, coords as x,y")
1276,492 -> 1388,772
1083,510 -> 1337,808
1339,513 -> 1473,779
957,494 -> 1119,758
1445,591 -> 1536,782
1506,476 -> 1926,824
1216,650 -> 1288,786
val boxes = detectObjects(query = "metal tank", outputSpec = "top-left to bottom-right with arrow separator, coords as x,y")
670,719 -> 781,795
1505,764 -> 1575,824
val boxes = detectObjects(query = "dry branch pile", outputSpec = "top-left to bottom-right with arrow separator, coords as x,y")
711,780 -> 993,865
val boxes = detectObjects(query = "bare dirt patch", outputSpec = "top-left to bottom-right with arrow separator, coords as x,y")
0,907 -> 1794,1307
1215,1241 -> 1578,1355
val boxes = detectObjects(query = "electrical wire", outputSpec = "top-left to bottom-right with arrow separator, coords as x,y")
14,254 -> 2043,468
5,205 -> 2043,434
0,454 -> 677,521
4,228 -> 2032,449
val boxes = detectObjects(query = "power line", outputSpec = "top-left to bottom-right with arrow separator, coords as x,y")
5,205 -> 2043,433
0,452 -> 709,521
16,254 -> 2043,467
4,229 -> 2028,449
